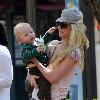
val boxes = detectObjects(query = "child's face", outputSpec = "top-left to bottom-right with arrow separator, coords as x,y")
17,25 -> 35,44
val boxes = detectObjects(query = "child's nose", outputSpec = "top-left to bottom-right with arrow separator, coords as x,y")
30,34 -> 34,37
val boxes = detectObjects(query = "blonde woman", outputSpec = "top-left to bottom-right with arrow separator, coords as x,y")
31,8 -> 89,100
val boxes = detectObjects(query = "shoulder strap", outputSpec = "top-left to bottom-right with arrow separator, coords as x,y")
49,42 -> 61,60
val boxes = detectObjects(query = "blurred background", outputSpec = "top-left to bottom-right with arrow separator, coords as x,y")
0,0 -> 99,100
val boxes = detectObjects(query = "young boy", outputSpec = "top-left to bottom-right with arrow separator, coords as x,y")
14,23 -> 56,100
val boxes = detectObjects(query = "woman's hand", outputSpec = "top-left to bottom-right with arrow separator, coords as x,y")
37,45 -> 45,53
26,74 -> 39,88
30,75 -> 39,88
31,57 -> 40,66
26,63 -> 36,69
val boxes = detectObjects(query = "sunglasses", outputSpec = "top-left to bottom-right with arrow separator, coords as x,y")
56,22 -> 69,28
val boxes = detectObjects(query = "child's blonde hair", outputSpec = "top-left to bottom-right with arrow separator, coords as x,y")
14,23 -> 32,42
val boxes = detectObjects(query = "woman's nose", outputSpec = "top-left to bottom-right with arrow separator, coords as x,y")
58,26 -> 62,31
57,26 -> 60,29
58,26 -> 63,30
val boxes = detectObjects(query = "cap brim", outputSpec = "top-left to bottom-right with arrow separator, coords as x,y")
56,17 -> 65,22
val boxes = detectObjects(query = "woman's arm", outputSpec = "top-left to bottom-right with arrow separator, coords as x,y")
31,53 -> 78,84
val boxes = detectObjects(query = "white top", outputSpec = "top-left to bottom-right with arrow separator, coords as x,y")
47,40 -> 80,100
0,45 -> 13,100
51,66 -> 78,100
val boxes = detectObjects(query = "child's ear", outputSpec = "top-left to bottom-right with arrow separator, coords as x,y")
18,42 -> 22,44
18,41 -> 22,44
17,39 -> 22,44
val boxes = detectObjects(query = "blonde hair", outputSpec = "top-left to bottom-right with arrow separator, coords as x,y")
50,23 -> 89,71
14,23 -> 31,41
69,23 -> 89,71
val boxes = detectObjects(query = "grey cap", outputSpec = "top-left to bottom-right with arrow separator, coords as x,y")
56,8 -> 83,24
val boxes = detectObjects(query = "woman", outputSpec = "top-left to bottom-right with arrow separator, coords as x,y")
31,8 -> 89,100
0,23 -> 13,100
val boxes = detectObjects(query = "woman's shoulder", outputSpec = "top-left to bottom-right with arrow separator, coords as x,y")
0,45 -> 8,52
68,48 -> 81,61
0,45 -> 11,58
48,40 -> 60,46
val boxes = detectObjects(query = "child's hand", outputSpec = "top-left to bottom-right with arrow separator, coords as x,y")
46,27 -> 57,34
37,45 -> 45,53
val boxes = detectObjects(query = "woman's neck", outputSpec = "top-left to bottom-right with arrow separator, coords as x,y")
61,39 -> 69,47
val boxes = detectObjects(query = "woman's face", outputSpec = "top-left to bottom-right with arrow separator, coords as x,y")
57,22 -> 72,40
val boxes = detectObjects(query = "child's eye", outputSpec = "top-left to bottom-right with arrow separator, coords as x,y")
24,33 -> 28,36
30,31 -> 33,34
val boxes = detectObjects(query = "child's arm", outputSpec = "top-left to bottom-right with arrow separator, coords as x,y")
22,47 -> 40,61
42,27 -> 57,45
